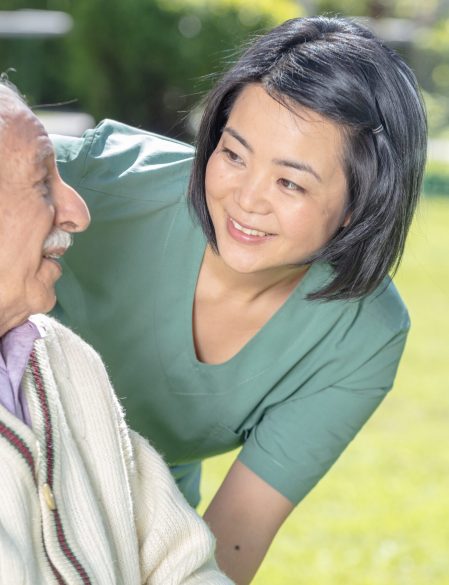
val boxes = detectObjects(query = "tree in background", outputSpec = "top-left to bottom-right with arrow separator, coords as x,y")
63,0 -> 299,138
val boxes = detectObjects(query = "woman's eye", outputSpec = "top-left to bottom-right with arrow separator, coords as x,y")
278,178 -> 304,193
222,147 -> 243,164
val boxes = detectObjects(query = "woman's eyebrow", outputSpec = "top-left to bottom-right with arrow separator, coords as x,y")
223,126 -> 322,183
273,158 -> 322,183
223,127 -> 253,152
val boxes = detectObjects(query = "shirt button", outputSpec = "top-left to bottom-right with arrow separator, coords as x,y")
42,483 -> 56,511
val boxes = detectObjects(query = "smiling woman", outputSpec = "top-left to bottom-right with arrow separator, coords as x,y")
52,15 -> 427,585
204,85 -> 348,277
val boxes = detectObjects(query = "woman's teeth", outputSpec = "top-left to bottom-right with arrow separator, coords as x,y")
230,218 -> 271,237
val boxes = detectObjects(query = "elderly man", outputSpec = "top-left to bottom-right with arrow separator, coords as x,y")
0,82 -> 231,585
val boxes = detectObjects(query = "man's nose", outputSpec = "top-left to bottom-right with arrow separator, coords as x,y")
53,178 -> 90,233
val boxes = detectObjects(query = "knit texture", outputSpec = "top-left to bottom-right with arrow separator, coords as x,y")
0,315 -> 232,585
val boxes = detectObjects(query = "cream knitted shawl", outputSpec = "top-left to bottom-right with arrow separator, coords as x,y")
0,315 -> 232,585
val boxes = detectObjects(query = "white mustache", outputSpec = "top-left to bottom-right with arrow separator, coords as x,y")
42,228 -> 73,256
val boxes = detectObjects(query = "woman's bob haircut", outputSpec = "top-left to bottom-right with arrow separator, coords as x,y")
188,16 -> 427,300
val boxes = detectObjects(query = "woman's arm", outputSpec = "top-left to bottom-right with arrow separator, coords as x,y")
204,460 -> 293,585
203,328 -> 408,583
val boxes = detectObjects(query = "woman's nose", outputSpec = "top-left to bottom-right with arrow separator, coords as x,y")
233,174 -> 271,215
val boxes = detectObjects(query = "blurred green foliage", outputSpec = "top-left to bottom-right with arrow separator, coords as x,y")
0,0 -> 299,137
0,0 -> 448,138
63,0 -> 299,136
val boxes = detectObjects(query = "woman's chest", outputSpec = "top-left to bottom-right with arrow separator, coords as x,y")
192,296 -> 270,365
192,267 -> 295,365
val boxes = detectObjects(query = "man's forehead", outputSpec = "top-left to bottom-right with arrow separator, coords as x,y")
0,106 -> 53,158
0,111 -> 55,191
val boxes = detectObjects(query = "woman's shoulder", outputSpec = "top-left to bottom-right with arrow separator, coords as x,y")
53,119 -> 195,205
295,264 -> 410,359
300,263 -> 409,335
359,277 -> 410,334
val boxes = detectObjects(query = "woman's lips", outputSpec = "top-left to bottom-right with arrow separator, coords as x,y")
227,216 -> 276,244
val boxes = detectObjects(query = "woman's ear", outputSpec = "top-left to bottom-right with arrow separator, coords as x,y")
341,213 -> 351,228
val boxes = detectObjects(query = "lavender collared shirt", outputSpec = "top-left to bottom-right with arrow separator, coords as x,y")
0,319 -> 42,427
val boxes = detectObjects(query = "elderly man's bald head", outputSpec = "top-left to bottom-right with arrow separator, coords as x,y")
0,82 -> 90,335
0,81 -> 27,122
0,82 -> 32,165
0,83 -> 47,185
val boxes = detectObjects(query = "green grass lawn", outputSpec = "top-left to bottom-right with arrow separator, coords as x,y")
199,196 -> 449,585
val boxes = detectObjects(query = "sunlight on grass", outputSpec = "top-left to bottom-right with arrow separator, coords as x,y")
200,196 -> 449,585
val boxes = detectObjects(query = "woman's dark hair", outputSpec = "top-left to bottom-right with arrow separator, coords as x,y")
187,16 -> 427,300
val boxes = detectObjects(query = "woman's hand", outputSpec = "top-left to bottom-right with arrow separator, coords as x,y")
204,460 -> 294,585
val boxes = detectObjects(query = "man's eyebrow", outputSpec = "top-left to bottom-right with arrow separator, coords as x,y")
34,144 -> 54,165
273,158 -> 322,183
223,127 -> 253,153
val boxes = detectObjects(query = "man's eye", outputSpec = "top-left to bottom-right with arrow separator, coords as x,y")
39,177 -> 52,197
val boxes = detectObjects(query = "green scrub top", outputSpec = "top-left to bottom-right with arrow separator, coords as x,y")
52,120 -> 410,508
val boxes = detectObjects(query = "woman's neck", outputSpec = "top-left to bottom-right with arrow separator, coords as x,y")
201,245 -> 309,303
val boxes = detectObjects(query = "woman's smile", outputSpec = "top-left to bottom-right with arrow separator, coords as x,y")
227,216 -> 276,243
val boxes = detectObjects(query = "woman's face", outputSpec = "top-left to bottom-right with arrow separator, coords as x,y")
205,83 -> 350,276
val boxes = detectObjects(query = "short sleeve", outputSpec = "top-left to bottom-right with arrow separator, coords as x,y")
53,119 -> 194,206
53,130 -> 96,187
238,328 -> 408,505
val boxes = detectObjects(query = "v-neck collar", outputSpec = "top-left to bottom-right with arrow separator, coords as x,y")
155,200 -> 333,389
